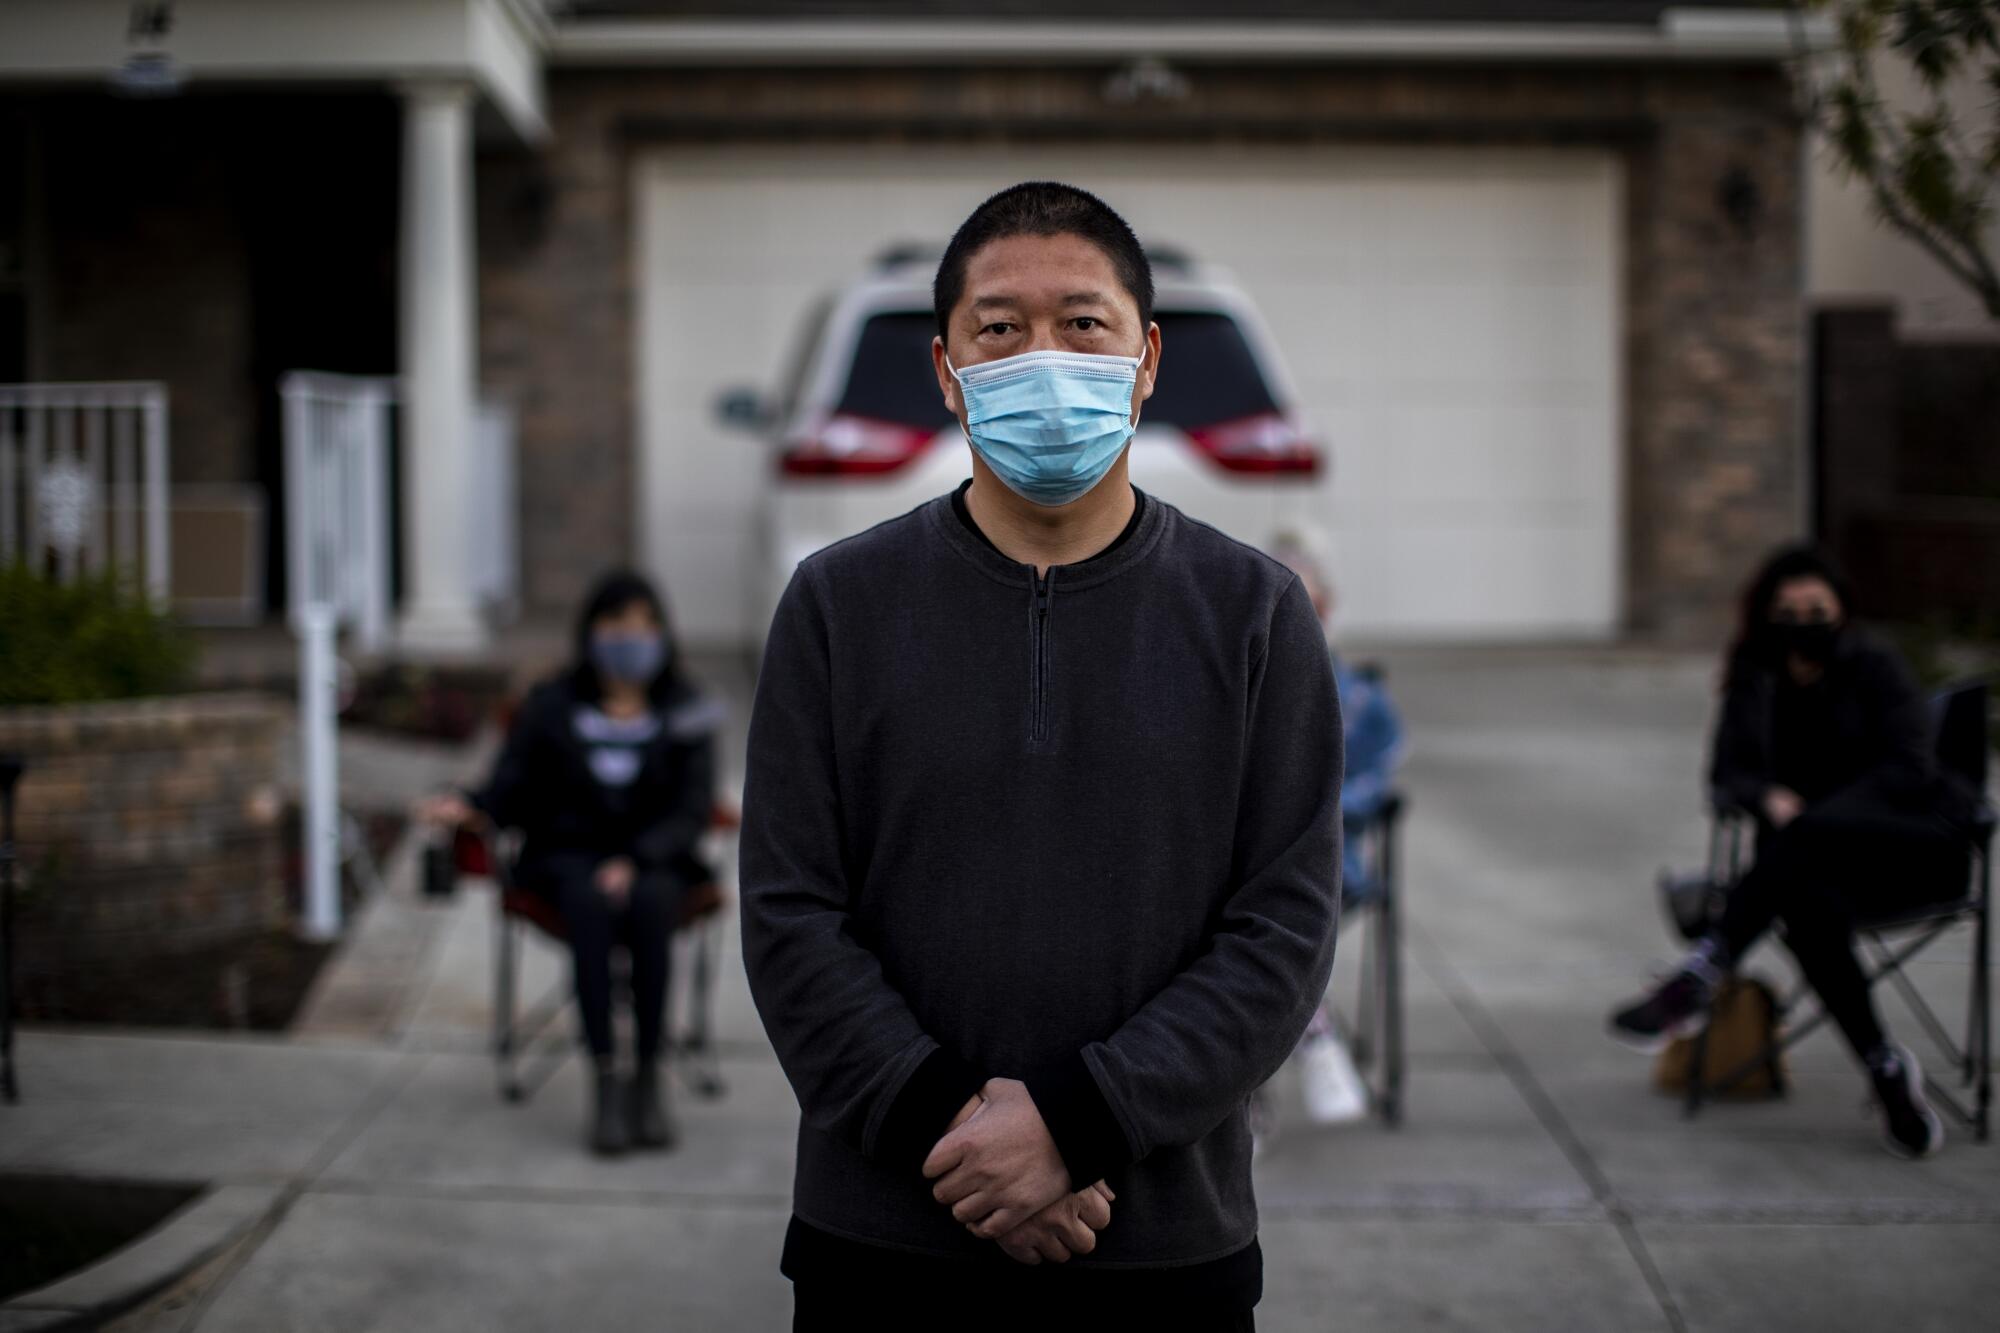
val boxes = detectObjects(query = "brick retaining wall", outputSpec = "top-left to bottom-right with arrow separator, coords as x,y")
0,692 -> 287,978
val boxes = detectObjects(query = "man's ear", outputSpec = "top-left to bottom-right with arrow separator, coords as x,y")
1137,322 -> 1161,406
1129,321 -> 1162,427
932,335 -> 964,419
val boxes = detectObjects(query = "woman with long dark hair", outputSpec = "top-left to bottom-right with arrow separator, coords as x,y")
421,570 -> 719,1155
1607,544 -> 1981,1157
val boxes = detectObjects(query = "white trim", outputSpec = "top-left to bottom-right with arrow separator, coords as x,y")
0,0 -> 549,144
553,13 -> 1833,67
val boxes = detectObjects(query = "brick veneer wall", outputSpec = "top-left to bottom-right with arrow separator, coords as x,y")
33,98 -> 256,486
476,62 -> 1804,640
1815,305 -> 2000,624
0,693 -> 286,981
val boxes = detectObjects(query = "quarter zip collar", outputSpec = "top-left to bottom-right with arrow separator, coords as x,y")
924,480 -> 1167,592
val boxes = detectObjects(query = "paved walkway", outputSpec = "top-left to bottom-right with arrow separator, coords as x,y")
6,647 -> 1996,1331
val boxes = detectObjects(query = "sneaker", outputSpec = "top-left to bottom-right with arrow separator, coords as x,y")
1869,1045 -> 1943,1160
1608,970 -> 1713,1054
1299,1031 -> 1370,1125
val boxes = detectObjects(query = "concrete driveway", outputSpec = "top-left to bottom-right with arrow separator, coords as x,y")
8,646 -> 1995,1332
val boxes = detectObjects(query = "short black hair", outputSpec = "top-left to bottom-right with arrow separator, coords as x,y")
933,182 -> 1154,341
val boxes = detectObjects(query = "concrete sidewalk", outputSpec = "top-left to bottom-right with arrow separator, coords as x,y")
5,647 -> 1996,1331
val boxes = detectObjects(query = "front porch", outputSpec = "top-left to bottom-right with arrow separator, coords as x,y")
0,0 -> 556,655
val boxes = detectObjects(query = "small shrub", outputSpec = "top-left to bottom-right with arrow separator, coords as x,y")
0,563 -> 197,705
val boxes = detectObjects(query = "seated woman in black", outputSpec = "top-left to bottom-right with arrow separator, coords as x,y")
1609,545 -> 1980,1158
423,570 -> 719,1155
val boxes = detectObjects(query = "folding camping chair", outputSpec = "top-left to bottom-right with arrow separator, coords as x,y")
456,803 -> 739,1105
1332,790 -> 1408,1125
1681,679 -> 1994,1139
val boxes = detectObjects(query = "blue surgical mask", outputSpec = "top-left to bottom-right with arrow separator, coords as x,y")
948,349 -> 1142,507
591,632 -> 666,684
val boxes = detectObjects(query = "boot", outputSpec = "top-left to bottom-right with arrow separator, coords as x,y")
627,1059 -> 679,1150
590,1061 -> 629,1157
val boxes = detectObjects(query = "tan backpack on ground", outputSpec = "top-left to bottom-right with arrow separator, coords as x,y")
1653,976 -> 1787,1099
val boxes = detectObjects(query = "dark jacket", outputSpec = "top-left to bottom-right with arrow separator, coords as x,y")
738,489 -> 1343,1267
1708,626 -> 1978,831
470,670 -> 721,888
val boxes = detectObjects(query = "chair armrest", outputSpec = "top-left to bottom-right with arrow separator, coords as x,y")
1708,787 -> 1755,821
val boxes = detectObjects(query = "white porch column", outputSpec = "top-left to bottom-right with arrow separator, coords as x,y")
396,80 -> 488,654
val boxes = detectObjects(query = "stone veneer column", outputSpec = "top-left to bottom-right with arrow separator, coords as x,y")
1624,90 -> 1806,641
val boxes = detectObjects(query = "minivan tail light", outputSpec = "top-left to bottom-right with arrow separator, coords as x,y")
780,415 -> 937,476
1185,413 -> 1321,476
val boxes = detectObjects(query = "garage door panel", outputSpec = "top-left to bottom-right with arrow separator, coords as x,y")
638,146 -> 1620,643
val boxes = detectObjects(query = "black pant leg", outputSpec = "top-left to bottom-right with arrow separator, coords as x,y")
792,1280 -> 1254,1333
549,864 -> 618,1061
621,870 -> 677,1064
1721,789 -> 1973,1060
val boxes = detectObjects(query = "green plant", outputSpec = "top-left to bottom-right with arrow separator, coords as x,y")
0,563 -> 197,705
1795,1 -> 2000,320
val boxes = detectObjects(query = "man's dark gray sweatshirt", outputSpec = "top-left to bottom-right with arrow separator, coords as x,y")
739,483 -> 1343,1268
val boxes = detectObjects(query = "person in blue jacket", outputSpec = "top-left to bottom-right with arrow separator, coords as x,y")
1272,533 -> 1405,904
1258,533 -> 1404,1137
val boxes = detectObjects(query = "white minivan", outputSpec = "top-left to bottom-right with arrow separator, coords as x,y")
722,248 -> 1327,649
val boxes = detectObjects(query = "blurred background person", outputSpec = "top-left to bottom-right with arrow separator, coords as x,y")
1607,545 -> 1983,1158
1264,532 -> 1405,1135
419,570 -> 718,1156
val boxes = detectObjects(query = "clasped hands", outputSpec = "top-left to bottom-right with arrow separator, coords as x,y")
921,1077 -> 1113,1265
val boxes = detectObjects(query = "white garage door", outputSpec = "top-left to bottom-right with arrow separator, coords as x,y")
637,144 -> 1621,645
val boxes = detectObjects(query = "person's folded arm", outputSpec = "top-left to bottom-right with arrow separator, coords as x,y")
630,724 -> 717,874
1811,639 -> 1935,811
1707,671 -> 1775,816
466,689 -> 542,831
1027,575 -> 1344,1188
739,561 -> 984,1170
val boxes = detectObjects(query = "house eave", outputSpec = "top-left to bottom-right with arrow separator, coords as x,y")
549,9 -> 1832,67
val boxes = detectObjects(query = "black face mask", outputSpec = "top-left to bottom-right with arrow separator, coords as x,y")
1769,619 -> 1841,664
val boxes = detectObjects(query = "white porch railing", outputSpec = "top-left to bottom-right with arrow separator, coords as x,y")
280,371 -> 395,653
0,382 -> 170,604
279,370 -> 519,653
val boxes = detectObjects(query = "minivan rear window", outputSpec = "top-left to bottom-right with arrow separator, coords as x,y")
1144,312 -> 1279,429
834,312 -> 957,429
831,308 -> 1279,432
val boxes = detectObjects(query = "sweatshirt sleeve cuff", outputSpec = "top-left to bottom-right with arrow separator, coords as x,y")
873,1047 -> 984,1174
1026,1049 -> 1134,1190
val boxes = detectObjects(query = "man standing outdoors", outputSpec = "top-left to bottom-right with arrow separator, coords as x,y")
740,181 -> 1343,1331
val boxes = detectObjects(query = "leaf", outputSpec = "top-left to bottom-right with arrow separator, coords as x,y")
1828,82 -> 1886,177
1894,1 -> 1961,87
1897,114 -> 1971,232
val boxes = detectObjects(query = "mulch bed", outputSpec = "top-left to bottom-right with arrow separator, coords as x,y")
338,662 -> 513,743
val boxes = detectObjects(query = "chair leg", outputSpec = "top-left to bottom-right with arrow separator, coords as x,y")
1351,906 -> 1376,1068
495,907 -> 523,1103
1380,846 -> 1404,1127
1976,847 -> 1992,1142
1683,1008 -> 1713,1120
678,921 -> 727,1100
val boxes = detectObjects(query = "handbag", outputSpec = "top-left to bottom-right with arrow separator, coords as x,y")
1652,975 -> 1787,1099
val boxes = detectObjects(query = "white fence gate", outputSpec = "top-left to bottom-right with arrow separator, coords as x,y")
280,372 -> 395,654
279,369 -> 517,939
279,370 -> 519,653
0,382 -> 170,602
